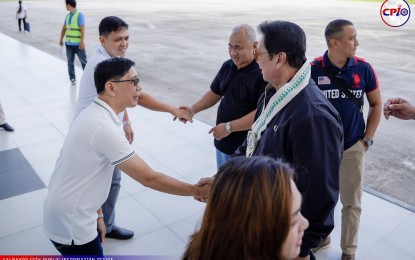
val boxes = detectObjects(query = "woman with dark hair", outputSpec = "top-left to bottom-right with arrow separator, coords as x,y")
15,0 -> 28,32
183,156 -> 309,260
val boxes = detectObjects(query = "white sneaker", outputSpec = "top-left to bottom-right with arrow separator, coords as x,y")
24,30 -> 27,34
71,79 -> 76,85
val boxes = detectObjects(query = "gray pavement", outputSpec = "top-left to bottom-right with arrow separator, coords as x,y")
0,0 -> 414,206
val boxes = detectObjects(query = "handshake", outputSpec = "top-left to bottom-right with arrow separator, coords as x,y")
172,105 -> 195,124
172,105 -> 231,141
193,177 -> 215,203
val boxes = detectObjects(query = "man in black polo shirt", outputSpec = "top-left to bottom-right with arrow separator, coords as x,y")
180,24 -> 267,169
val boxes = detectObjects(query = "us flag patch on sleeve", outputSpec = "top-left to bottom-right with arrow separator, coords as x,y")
318,76 -> 331,85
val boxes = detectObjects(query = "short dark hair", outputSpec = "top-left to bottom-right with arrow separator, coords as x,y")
258,20 -> 307,69
94,57 -> 135,94
65,0 -> 76,8
99,16 -> 129,37
325,19 -> 354,46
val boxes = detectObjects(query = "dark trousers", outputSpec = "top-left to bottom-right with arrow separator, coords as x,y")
50,234 -> 103,256
18,18 -> 26,31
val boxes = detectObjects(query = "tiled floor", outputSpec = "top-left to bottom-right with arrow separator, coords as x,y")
0,148 -> 45,200
0,32 -> 414,259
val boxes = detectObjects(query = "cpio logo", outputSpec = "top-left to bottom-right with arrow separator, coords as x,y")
380,0 -> 411,27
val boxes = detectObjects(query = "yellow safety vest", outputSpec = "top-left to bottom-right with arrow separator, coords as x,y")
65,10 -> 81,44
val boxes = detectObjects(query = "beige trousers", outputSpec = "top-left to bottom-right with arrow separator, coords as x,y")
340,140 -> 366,255
0,100 -> 6,125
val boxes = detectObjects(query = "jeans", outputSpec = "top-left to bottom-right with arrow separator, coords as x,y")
51,234 -> 103,256
65,45 -> 87,80
102,167 -> 121,232
216,149 -> 231,170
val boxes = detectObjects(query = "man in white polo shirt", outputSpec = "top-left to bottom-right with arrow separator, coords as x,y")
44,57 -> 209,256
75,16 -> 192,240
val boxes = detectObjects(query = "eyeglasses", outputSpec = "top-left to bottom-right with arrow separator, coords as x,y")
253,48 -> 269,61
110,78 -> 140,86
254,49 -> 293,62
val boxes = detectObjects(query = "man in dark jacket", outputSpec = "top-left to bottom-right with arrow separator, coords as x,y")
195,20 -> 344,260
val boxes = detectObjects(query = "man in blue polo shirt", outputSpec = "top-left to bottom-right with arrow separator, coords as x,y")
59,0 -> 87,85
311,19 -> 382,260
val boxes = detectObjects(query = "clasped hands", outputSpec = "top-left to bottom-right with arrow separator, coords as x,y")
173,106 -> 194,123
173,106 -> 230,140
193,177 -> 215,203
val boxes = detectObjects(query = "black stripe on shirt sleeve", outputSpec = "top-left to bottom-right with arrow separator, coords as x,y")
111,151 -> 135,165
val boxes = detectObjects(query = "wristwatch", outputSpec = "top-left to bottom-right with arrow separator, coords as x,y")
363,138 -> 374,147
225,122 -> 232,134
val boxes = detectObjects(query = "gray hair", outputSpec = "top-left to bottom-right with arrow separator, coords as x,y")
231,24 -> 257,44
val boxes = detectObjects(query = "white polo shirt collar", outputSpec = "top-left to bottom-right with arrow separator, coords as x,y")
93,97 -> 122,126
97,45 -> 111,59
